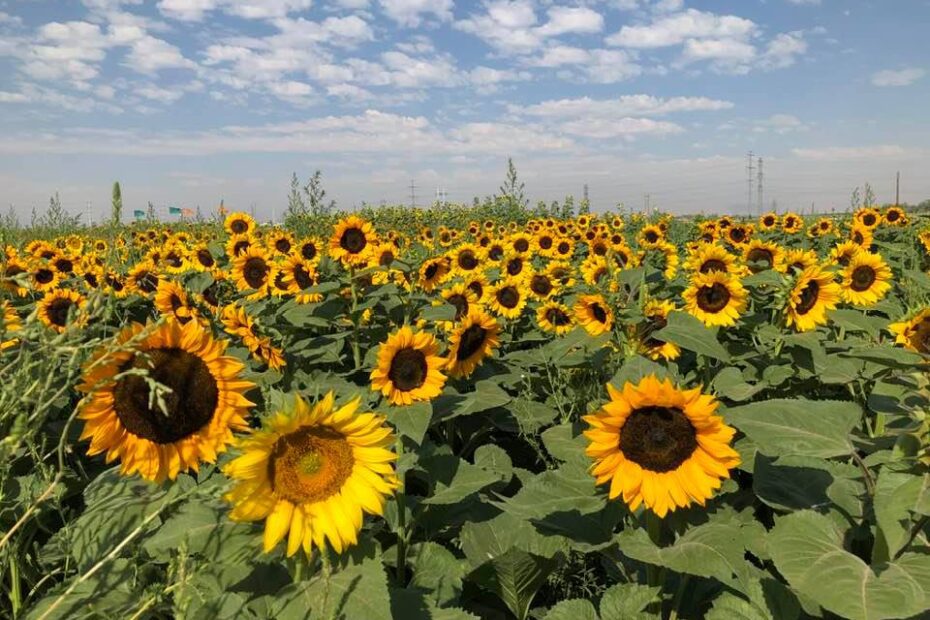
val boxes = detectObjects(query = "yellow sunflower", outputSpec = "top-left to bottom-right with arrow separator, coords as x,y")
889,308 -> 930,354
855,207 -> 881,230
785,265 -> 841,332
127,261 -> 161,297
77,320 -> 254,482
451,243 -> 484,275
438,283 -> 480,328
266,230 -> 296,256
883,206 -> 907,227
759,212 -> 779,231
742,239 -> 784,274
418,257 -> 451,292
684,243 -> 740,276
849,224 -> 873,248
232,245 -> 273,299
225,211 -> 256,236
37,288 -> 86,333
370,326 -> 447,405
783,248 -> 820,274
781,213 -> 803,234
682,271 -> 747,327
841,251 -> 892,306
526,270 -> 558,300
637,300 -> 680,361
226,233 -> 254,259
2,258 -> 29,297
574,294 -> 613,336
581,255 -> 610,287
536,301 -> 574,335
584,375 -> 740,517
330,216 -> 377,266
281,255 -> 323,304
224,393 -> 399,556
29,263 -> 60,293
1,300 -> 21,351
488,277 -> 527,319
446,308 -> 501,378
154,280 -> 200,325
829,240 -> 862,268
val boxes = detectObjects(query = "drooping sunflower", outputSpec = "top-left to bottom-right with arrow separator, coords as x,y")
584,375 -> 740,517
637,300 -> 680,361
232,245 -> 273,299
488,277 -> 527,319
445,308 -> 501,378
37,288 -> 86,333
370,326 -> 447,405
1,300 -> 21,351
574,294 -> 613,336
889,308 -> 930,354
841,251 -> 892,306
2,258 -> 30,297
785,265 -> 841,332
225,211 -> 257,236
783,248 -> 820,274
536,301 -> 574,335
742,239 -> 784,274
77,320 -> 254,482
682,271 -> 747,327
330,216 -> 377,267
224,392 -> 399,556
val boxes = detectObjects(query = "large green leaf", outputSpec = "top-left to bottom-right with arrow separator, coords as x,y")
540,423 -> 588,464
421,453 -> 505,505
544,599 -> 598,620
409,542 -> 466,607
468,548 -> 557,620
769,510 -> 930,620
25,559 -> 138,620
652,311 -> 730,361
143,499 -> 259,563
872,471 -> 930,561
706,577 -> 800,620
460,513 -> 566,569
432,381 -> 512,422
752,455 -> 864,518
494,464 -> 604,521
598,583 -> 660,619
390,401 -> 433,445
723,399 -> 859,458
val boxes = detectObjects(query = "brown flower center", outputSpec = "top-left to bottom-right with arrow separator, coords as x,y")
795,280 -> 820,315
619,406 -> 697,472
696,282 -> 731,313
466,281 -> 483,300
35,268 -> 55,284
591,302 -> 608,324
268,426 -> 354,505
640,315 -> 668,348
530,275 -> 553,296
112,348 -> 218,444
456,325 -> 488,361
46,297 -> 75,327
506,258 -> 523,276
457,250 -> 478,271
699,259 -> 727,274
243,257 -> 269,289
863,214 -> 876,226
275,238 -> 291,253
496,286 -> 519,309
230,219 -> 249,234
301,242 -> 318,261
746,248 -> 773,272
388,347 -> 428,392
544,307 -> 571,327
196,249 -> 215,267
539,236 -> 553,250
514,238 -> 530,253
340,227 -> 367,254
447,294 -> 469,321
850,265 -> 876,292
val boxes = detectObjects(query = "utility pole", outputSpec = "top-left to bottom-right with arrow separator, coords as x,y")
756,157 -> 764,215
746,151 -> 755,216
583,183 -> 589,203
895,171 -> 900,205
643,193 -> 650,213
409,179 -> 417,209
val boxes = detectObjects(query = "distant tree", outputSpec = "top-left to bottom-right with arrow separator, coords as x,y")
305,170 -> 333,216
195,205 -> 204,222
42,192 -> 81,229
111,181 -> 122,225
863,182 -> 876,207
2,206 -> 19,230
286,172 -> 306,220
850,187 -> 861,212
498,158 -> 528,209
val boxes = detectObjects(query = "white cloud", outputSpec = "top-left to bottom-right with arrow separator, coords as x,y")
526,45 -> 591,67
791,145 -> 917,161
378,0 -> 453,27
137,84 -> 186,103
455,0 -> 541,54
157,0 -> 217,21
515,94 -> 734,118
558,117 -> 682,139
752,114 -> 808,134
157,0 -> 312,21
607,9 -> 756,48
760,32 -> 807,69
0,91 -> 30,103
124,35 -> 195,73
535,6 -> 604,37
871,68 -> 925,87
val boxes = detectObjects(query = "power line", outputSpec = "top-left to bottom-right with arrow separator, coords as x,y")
408,179 -> 417,209
895,171 -> 900,205
757,157 -> 764,215
746,151 -> 755,216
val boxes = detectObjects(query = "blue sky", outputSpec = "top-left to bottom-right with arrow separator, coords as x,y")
1,0 -> 928,220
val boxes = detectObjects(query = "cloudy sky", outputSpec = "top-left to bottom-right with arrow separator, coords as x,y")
1,0 -> 928,220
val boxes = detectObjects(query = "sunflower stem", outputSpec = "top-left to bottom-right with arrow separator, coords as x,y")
348,267 -> 362,370
668,574 -> 689,620
395,437 -> 408,586
8,553 -> 21,617
644,512 -> 665,587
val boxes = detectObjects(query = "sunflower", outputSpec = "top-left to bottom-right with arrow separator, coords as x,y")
536,301 -> 574,335
221,303 -> 263,351
488,277 -> 527,319
154,280 -> 199,325
446,308 -> 501,378
418,257 -> 450,292
759,212 -> 779,231
502,253 -> 528,279
127,261 -> 160,297
546,261 -> 576,289
161,243 -> 190,275
77,320 -> 254,482
684,243 -> 740,277
849,224 -> 873,248
783,248 -> 820,274
535,230 -> 557,256
1,300 -> 21,351
581,255 -> 610,287
785,265 -> 841,332
637,225 -> 664,248
526,271 -> 558,300
232,245 -> 272,299
266,230 -> 296,256
29,263 -> 60,292
724,224 -> 752,247
297,238 -> 322,264
829,240 -> 861,268
682,271 -> 747,327
462,272 -> 489,304
370,326 -> 447,405
855,207 -> 881,230
841,251 -> 892,306
574,294 -> 614,336
552,237 -> 575,261
583,375 -> 740,517
226,233 -> 254,259
742,239 -> 784,274
281,255 -> 323,304
884,206 -> 907,227
637,300 -> 680,361
2,258 -> 29,297
330,216 -> 377,266
890,308 -> 930,354
439,283 -> 479,327
781,213 -> 803,234
653,242 -> 679,280
37,289 -> 86,333
508,232 -> 533,256
224,392 -> 398,556
191,244 -> 217,271
225,212 -> 256,236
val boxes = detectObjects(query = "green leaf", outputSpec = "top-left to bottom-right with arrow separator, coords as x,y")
421,454 -> 504,505
432,381 -> 512,422
723,399 -> 859,458
540,423 -> 588,464
473,444 -> 514,483
769,510 -> 929,620
501,398 -> 560,434
712,367 -> 764,402
616,522 -> 751,589
652,311 -> 730,361
752,455 -> 864,518
873,471 -> 930,561
143,500 -> 259,563
706,577 -> 800,620
468,548 -> 557,620
598,583 -> 660,619
829,309 -> 884,336
460,513 -> 566,568
409,542 -> 466,606
421,303 -> 457,322
389,588 -> 480,620
271,549 -> 392,620
24,559 -> 138,620
494,464 -> 604,521
544,599 -> 598,620
390,401 -> 433,445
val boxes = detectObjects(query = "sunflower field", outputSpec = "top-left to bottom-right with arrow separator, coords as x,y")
1,203 -> 929,620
